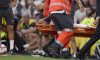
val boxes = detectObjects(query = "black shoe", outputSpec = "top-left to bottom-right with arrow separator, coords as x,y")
75,52 -> 87,60
47,42 -> 61,58
76,52 -> 84,59
42,36 -> 55,57
47,46 -> 60,58
60,51 -> 70,59
9,50 -> 16,55
73,57 -> 87,60
32,52 -> 42,57
42,46 -> 53,57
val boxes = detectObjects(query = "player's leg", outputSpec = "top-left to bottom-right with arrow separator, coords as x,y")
4,8 -> 15,53
26,33 -> 38,50
7,25 -> 14,49
28,33 -> 41,51
23,33 -> 30,49
25,34 -> 30,42
27,33 -> 45,56
28,33 -> 40,47
42,34 -> 50,47
27,42 -> 38,51
70,36 -> 77,58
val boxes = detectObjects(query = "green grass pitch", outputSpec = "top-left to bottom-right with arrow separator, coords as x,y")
0,55 -> 97,60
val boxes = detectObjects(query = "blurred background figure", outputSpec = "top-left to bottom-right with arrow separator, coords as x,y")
74,0 -> 86,24
0,0 -> 100,59
17,13 -> 41,53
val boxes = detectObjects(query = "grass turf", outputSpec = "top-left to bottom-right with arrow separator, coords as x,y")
0,55 -> 97,60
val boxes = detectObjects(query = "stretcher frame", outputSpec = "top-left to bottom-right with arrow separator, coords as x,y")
36,24 -> 96,37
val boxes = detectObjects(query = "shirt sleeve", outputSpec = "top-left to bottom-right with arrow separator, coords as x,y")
29,20 -> 36,27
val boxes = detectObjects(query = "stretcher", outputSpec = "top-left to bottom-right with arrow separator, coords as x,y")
36,24 -> 96,37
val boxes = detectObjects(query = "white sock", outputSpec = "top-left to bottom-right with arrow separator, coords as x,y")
23,44 -> 30,48
33,49 -> 38,53
35,49 -> 39,52
10,40 -> 14,50
62,48 -> 69,51
41,50 -> 45,55
38,50 -> 42,53
73,53 -> 76,58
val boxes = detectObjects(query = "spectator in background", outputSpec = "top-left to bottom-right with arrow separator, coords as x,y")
0,25 -> 7,44
85,6 -> 93,17
34,0 -> 41,6
74,1 -> 80,10
74,0 -> 86,24
29,0 -> 48,56
30,0 -> 37,18
20,0 -> 30,17
16,0 -> 23,19
76,0 -> 100,59
34,13 -> 40,22
82,0 -> 88,7
30,0 -> 42,17
81,10 -> 96,26
76,10 -> 97,57
17,14 -> 41,51
88,0 -> 96,9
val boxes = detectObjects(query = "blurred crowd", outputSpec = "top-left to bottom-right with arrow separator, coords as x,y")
1,0 -> 100,58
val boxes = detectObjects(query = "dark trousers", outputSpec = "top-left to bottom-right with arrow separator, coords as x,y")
51,13 -> 74,31
79,21 -> 100,55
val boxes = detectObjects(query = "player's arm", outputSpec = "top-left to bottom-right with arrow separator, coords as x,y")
44,15 -> 51,21
23,27 -> 36,34
38,14 -> 51,24
9,0 -> 17,8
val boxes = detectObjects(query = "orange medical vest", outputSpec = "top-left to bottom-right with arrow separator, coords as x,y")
49,0 -> 73,14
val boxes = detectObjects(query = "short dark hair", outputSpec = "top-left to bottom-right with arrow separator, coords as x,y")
88,9 -> 96,17
85,5 -> 93,10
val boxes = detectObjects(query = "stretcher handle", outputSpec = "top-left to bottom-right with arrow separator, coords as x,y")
36,23 -> 96,29
36,23 -> 54,27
